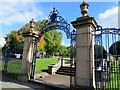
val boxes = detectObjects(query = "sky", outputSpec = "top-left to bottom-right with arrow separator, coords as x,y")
0,0 -> 120,46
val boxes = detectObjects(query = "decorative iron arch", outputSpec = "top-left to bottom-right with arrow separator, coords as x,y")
30,8 -> 76,81
36,7 -> 71,43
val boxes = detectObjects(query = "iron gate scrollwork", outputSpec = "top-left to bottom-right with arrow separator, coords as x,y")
30,8 -> 77,88
35,7 -> 71,41
94,25 -> 120,90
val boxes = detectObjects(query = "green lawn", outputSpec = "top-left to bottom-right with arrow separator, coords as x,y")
1,58 -> 58,74
1,60 -> 21,74
35,58 -> 58,73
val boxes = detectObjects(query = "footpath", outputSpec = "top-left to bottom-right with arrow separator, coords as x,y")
1,73 -> 71,90
32,72 -> 71,89
1,75 -> 51,90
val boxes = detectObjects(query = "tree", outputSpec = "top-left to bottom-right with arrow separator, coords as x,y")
19,20 -> 46,54
35,20 -> 62,57
59,45 -> 67,57
2,30 -> 24,57
19,19 -> 63,57
109,41 -> 120,55
18,23 -> 30,34
35,20 -> 47,53
44,30 -> 62,57
37,36 -> 45,52
2,19 -> 63,58
94,45 -> 107,59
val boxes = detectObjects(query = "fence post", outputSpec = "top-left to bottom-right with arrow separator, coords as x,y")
71,1 -> 97,89
61,58 -> 63,67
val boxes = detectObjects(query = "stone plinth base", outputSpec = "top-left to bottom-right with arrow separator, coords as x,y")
18,74 -> 30,82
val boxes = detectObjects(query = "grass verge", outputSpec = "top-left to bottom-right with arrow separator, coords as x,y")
1,58 -> 58,74
35,58 -> 58,73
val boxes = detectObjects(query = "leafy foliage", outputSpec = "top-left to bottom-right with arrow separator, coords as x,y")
94,44 -> 107,59
35,20 -> 63,57
19,23 -> 30,34
2,30 -> 24,57
109,41 -> 120,55
37,36 -> 45,52
59,45 -> 70,57
2,19 -> 69,58
44,30 -> 62,57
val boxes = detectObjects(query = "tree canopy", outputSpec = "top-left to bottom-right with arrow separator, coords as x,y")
2,19 -> 70,58
2,30 -> 24,57
109,41 -> 120,55
44,30 -> 62,57
59,46 -> 70,57
35,20 -> 63,57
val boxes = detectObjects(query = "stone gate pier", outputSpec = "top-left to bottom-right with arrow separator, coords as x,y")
71,1 -> 98,89
20,19 -> 39,81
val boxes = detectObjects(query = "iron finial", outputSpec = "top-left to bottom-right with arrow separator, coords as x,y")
53,7 -> 56,13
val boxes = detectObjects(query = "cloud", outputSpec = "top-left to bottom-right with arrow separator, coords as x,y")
61,40 -> 70,46
0,2 -> 45,25
0,36 -> 5,47
0,0 -> 36,2
98,6 -> 119,28
0,26 -> 5,46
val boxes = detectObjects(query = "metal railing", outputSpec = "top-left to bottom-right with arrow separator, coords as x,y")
94,26 -> 120,90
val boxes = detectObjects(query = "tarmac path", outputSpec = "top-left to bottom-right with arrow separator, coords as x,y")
0,76 -> 51,90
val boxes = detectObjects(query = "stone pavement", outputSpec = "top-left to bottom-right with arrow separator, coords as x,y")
1,72 -> 73,90
32,72 -> 72,89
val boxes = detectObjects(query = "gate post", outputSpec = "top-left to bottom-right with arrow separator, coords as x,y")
21,19 -> 38,81
71,1 -> 97,89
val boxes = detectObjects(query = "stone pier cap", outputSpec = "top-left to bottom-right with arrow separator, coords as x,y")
71,16 -> 98,29
22,30 -> 39,38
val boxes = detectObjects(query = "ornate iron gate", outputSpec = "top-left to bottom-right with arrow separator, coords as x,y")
30,8 -> 76,87
94,25 -> 120,89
